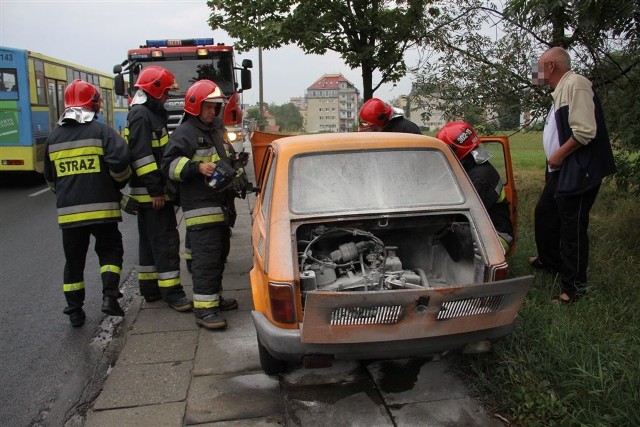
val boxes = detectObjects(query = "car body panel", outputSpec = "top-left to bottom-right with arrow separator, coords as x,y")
248,131 -> 531,368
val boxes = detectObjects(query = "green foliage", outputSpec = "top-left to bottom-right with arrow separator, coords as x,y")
245,106 -> 268,129
267,102 -> 303,132
448,132 -> 640,425
206,0 -> 439,100
410,0 -> 639,190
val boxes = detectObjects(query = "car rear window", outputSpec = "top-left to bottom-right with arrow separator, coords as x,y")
290,149 -> 465,214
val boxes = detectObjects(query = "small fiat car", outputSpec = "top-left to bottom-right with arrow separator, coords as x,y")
249,132 -> 532,374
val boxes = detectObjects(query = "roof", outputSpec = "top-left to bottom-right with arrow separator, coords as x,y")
307,73 -> 355,91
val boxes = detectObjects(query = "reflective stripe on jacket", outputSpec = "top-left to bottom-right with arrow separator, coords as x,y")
125,99 -> 170,207
162,115 -> 231,230
43,120 -> 131,228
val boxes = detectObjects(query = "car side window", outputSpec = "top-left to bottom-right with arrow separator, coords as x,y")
481,141 -> 507,185
260,149 -> 276,220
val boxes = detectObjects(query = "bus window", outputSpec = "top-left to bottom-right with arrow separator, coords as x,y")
32,59 -> 47,104
101,88 -> 113,127
1,69 -> 18,91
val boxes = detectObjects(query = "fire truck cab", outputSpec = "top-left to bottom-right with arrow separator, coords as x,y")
113,38 -> 252,146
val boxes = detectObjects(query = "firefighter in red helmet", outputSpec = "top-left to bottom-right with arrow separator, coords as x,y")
436,121 -> 514,251
123,66 -> 193,312
162,79 -> 248,330
43,79 -> 132,326
358,97 -> 422,134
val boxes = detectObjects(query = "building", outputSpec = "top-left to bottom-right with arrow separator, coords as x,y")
305,74 -> 360,133
395,94 -> 448,132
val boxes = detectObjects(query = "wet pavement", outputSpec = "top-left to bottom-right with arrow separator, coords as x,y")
83,146 -> 504,427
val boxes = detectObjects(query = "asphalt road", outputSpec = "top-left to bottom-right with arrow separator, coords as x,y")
0,173 -> 139,427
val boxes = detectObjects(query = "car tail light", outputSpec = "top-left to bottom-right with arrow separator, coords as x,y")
268,282 -> 296,324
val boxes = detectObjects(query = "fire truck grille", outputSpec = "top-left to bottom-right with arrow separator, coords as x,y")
437,295 -> 504,320
330,305 -> 403,326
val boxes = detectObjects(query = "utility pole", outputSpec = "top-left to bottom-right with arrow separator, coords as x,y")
259,47 -> 264,131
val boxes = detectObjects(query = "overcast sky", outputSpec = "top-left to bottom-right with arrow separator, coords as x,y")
0,0 -> 416,106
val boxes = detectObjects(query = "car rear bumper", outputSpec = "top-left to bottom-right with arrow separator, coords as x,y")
251,310 -> 516,362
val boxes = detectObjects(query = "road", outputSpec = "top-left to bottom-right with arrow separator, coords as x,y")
0,173 -> 139,427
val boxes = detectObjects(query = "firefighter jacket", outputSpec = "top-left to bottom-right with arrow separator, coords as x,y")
125,95 -> 171,207
43,111 -> 131,229
551,71 -> 616,195
461,155 -> 514,245
162,115 -> 234,230
384,116 -> 422,134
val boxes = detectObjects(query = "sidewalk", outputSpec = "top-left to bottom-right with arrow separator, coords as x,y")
83,144 -> 504,427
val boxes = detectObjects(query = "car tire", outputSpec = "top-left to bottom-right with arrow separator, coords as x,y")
257,339 -> 287,375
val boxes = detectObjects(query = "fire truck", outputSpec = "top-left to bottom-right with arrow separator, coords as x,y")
112,38 -> 252,147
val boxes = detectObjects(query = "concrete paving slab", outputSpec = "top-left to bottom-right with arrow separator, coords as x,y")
367,359 -> 468,404
93,361 -> 192,409
118,330 -> 198,364
192,416 -> 285,426
222,274 -> 252,291
283,379 -> 393,426
389,398 -> 504,427
202,310 -> 256,338
219,289 -> 253,310
282,361 -> 367,387
185,373 -> 282,425
85,402 -> 186,427
131,306 -> 198,334
194,333 -> 260,376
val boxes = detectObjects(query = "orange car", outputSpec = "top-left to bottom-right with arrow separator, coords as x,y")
249,131 -> 532,374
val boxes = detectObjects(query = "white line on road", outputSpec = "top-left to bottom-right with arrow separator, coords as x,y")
28,188 -> 50,197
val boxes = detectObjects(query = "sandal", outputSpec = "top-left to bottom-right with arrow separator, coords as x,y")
528,256 -> 545,270
551,293 -> 574,305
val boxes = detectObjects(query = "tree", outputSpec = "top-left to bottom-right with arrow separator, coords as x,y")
268,103 -> 303,132
245,106 -> 268,130
206,0 -> 440,100
409,0 -> 639,136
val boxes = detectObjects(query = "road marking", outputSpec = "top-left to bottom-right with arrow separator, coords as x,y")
29,188 -> 50,197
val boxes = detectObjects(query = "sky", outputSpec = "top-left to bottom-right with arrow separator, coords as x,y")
0,0 -> 417,106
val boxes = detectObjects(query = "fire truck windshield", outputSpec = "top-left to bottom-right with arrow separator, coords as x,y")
141,57 -> 235,97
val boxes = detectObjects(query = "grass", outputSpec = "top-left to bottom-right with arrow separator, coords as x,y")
448,131 -> 640,426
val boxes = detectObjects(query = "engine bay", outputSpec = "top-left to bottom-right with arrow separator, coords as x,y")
295,214 -> 482,298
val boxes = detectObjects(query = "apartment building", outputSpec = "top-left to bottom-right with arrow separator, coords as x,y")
305,74 -> 360,133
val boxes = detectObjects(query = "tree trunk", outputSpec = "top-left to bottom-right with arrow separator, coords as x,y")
361,63 -> 374,101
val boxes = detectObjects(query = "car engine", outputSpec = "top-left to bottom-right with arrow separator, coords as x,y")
298,226 -> 430,293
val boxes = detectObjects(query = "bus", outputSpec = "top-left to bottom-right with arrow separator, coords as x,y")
113,38 -> 252,148
0,46 -> 128,173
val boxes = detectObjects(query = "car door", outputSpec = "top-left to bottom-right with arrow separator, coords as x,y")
479,136 -> 518,256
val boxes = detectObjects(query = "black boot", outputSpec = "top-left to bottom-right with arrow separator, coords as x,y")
102,296 -> 124,316
68,309 -> 86,327
195,309 -> 227,330
219,296 -> 238,311
167,296 -> 193,312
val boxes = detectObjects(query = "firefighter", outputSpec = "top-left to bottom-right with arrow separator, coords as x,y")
436,121 -> 514,251
358,98 -> 422,134
124,66 -> 192,311
44,79 -> 132,327
162,79 -> 246,329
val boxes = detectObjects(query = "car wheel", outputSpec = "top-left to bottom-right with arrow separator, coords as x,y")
257,339 -> 287,375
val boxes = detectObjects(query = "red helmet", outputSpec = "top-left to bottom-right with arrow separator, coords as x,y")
64,79 -> 101,112
134,66 -> 178,99
436,121 -> 481,160
359,98 -> 393,129
183,80 -> 226,116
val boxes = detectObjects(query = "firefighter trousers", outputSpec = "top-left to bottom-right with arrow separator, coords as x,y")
61,222 -> 123,314
190,225 -> 231,315
137,204 -> 185,303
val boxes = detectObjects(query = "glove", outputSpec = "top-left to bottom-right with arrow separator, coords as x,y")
232,151 -> 250,168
